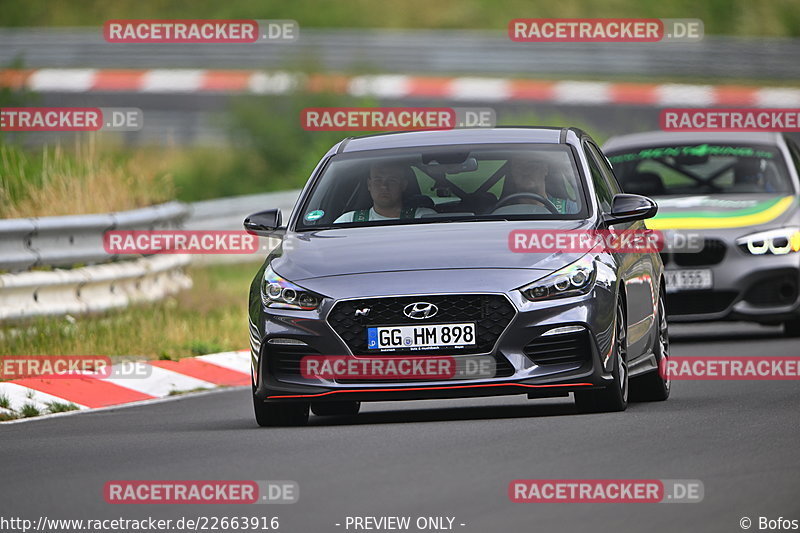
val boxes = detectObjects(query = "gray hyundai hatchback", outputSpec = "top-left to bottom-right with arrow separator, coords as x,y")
245,127 -> 670,426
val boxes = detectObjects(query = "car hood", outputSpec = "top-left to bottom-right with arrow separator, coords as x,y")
271,220 -> 592,282
645,193 -> 798,231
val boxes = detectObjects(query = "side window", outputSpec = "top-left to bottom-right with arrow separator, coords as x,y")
786,138 -> 800,176
586,142 -> 623,195
585,148 -> 613,211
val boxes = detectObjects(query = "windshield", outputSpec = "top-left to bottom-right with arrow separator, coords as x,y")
295,144 -> 589,230
606,143 -> 794,197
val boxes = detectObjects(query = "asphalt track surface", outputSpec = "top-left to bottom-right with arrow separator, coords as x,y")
2,323 -> 799,533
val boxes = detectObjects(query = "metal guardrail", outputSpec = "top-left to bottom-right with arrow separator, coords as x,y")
0,201 -> 189,272
0,255 -> 192,321
186,190 -> 300,231
0,191 -> 297,320
186,190 -> 301,265
1,28 -> 799,79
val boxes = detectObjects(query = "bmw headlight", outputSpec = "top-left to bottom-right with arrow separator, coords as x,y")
736,227 -> 800,256
519,255 -> 597,301
261,266 -> 322,310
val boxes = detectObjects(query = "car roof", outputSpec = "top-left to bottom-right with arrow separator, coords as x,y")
603,130 -> 784,152
338,127 -> 576,153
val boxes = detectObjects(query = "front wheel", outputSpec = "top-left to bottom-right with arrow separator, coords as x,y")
254,395 -> 309,427
575,300 -> 628,413
783,317 -> 800,338
630,288 -> 671,402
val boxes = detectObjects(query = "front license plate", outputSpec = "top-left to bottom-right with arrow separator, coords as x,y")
367,323 -> 477,350
665,269 -> 713,293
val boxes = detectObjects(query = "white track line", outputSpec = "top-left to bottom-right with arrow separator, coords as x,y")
553,81 -> 612,104
101,364 -> 217,397
755,88 -> 800,107
449,77 -> 511,101
28,68 -> 97,92
1,385 -> 247,425
140,69 -> 205,93
196,351 -> 251,374
0,382 -> 89,412
657,83 -> 715,106
348,75 -> 411,99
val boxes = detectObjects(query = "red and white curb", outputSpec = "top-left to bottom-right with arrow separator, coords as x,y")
1,69 -> 799,106
0,350 -> 250,418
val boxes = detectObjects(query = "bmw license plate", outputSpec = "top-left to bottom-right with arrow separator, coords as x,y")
665,269 -> 713,292
367,323 -> 476,350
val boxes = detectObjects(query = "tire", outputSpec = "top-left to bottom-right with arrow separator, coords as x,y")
575,300 -> 628,413
630,288 -> 671,402
253,395 -> 309,427
783,317 -> 800,338
311,401 -> 361,417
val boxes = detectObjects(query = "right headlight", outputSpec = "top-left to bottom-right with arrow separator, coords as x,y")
519,254 -> 597,302
261,265 -> 323,310
736,227 -> 800,255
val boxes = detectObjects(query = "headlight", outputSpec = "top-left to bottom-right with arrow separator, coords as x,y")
736,227 -> 800,256
261,266 -> 322,310
519,255 -> 597,301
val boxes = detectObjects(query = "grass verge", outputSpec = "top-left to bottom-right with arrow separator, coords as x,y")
0,138 -> 175,218
0,397 -> 81,421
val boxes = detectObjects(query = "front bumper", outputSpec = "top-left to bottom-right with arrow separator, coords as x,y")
252,289 -> 618,403
664,243 -> 800,323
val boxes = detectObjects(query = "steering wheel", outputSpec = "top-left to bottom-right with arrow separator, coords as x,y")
494,193 -> 560,214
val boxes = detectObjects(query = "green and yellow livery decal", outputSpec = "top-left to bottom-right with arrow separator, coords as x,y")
646,196 -> 795,230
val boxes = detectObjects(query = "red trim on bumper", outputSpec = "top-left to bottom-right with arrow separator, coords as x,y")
266,381 -> 593,399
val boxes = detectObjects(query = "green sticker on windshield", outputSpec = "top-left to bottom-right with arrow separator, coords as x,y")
305,210 -> 324,221
608,144 -> 775,163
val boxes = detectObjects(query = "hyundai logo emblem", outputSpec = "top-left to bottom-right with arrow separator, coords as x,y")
403,302 -> 439,320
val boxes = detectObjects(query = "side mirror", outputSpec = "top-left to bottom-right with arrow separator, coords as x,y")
605,194 -> 658,225
244,209 -> 283,236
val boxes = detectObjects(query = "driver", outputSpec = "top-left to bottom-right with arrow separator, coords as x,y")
335,161 -> 436,223
497,153 -> 578,214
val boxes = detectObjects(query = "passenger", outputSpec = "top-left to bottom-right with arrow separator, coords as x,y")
499,153 -> 578,214
733,158 -> 769,191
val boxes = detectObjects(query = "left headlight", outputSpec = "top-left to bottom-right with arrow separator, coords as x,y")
261,266 -> 322,310
519,254 -> 597,302
736,227 -> 800,255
